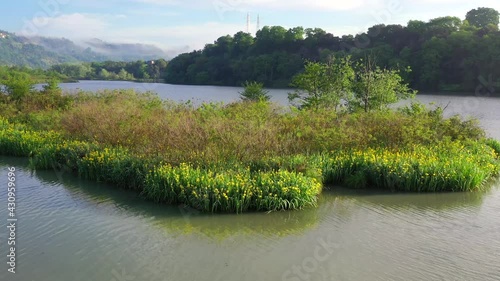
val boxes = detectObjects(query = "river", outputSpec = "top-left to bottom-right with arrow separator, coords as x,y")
1,81 -> 499,281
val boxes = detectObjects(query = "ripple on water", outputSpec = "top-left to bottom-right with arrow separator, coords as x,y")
1,158 -> 500,281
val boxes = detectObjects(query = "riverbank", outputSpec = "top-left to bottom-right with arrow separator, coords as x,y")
0,90 -> 499,212
69,78 -> 166,83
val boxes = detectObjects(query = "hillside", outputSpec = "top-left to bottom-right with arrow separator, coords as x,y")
0,29 -> 171,68
0,30 -> 76,68
82,39 -> 171,61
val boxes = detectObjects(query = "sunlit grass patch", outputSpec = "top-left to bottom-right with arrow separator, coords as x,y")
78,147 -> 157,191
323,141 -> 500,192
144,164 -> 321,213
0,117 -> 60,156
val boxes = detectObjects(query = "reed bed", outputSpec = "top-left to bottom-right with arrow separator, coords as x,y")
0,117 -> 60,156
323,141 -> 500,192
78,148 -> 156,191
145,164 -> 321,213
1,119 -> 321,212
1,91 -> 500,213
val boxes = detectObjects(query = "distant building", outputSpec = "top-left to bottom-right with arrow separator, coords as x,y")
0,33 -> 7,39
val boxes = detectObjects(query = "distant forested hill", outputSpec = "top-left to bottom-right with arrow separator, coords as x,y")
164,7 -> 500,93
0,29 -> 170,69
0,30 -> 76,68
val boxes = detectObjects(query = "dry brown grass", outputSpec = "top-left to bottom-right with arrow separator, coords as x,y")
53,91 -> 486,168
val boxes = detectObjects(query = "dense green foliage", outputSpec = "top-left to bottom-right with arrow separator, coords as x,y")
323,143 -> 499,192
288,58 -> 415,112
145,164 -> 321,212
0,30 -> 169,69
239,81 -> 270,102
289,58 -> 354,110
0,30 -> 106,68
1,69 -> 499,212
164,8 -> 500,93
49,59 -> 169,82
466,7 -> 499,29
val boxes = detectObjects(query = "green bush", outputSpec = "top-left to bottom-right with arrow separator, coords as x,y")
239,81 -> 270,102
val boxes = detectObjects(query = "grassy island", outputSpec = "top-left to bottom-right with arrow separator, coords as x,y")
0,89 -> 499,212
1,59 -> 499,213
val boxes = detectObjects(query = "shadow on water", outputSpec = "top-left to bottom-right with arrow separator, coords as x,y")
323,184 -> 491,211
0,156 -> 321,239
1,156 -> 495,240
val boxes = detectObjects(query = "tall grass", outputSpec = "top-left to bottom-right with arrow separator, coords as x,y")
1,91 -> 499,213
1,118 -> 322,212
53,92 -> 488,166
0,117 -> 60,156
78,148 -> 157,191
322,141 -> 500,192
145,164 -> 321,213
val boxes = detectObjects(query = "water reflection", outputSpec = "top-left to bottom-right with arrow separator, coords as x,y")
25,158 -> 321,239
1,156 -> 500,281
326,186 -> 487,210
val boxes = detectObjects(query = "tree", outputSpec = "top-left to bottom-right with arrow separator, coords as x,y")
426,16 -> 462,38
289,57 -> 354,111
255,26 -> 287,53
285,27 -> 305,42
239,81 -> 270,102
0,71 -> 34,101
42,78 -> 61,95
50,63 -> 91,79
350,57 -> 416,112
233,32 -> 254,57
99,69 -> 111,80
162,18 -> 500,94
118,68 -> 134,80
418,37 -> 449,90
466,7 -> 500,29
407,20 -> 427,34
156,59 -> 168,70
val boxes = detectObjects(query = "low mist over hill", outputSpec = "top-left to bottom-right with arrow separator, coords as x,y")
0,29 -> 172,68
81,38 -> 174,61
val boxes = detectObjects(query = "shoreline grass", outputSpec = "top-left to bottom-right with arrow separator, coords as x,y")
1,115 -> 499,212
1,90 -> 499,213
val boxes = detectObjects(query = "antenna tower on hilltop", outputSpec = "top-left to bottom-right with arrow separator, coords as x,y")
246,13 -> 250,33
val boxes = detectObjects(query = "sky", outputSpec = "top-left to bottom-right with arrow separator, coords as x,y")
1,0 -> 500,56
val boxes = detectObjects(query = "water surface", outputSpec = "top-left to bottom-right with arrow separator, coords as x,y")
3,81 -> 499,280
1,157 -> 499,281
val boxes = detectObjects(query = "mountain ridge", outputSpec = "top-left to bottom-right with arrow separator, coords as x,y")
0,29 -> 171,68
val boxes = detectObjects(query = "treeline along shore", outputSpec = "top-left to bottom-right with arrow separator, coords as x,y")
163,7 -> 500,94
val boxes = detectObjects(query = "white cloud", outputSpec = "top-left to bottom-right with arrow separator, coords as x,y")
247,0 -> 375,11
131,0 -> 383,11
20,13 -> 112,38
110,22 -> 246,51
20,12 -> 246,56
